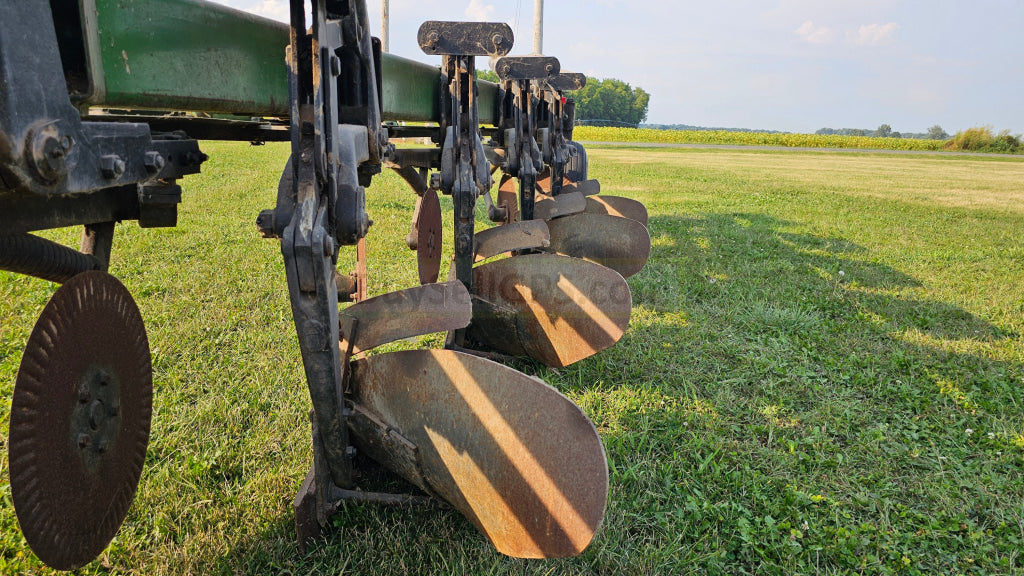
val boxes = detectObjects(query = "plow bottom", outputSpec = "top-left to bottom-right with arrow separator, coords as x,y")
348,349 -> 608,558
466,253 -> 632,367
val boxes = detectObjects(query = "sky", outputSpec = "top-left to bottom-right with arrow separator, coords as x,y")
218,0 -> 1024,134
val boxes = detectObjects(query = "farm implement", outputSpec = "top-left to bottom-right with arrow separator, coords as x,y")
0,0 -> 651,569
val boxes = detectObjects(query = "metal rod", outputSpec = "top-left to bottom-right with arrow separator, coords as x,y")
0,234 -> 102,283
533,0 -> 543,55
380,0 -> 389,52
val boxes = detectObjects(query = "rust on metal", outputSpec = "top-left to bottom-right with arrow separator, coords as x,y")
354,238 -> 368,302
564,179 -> 601,197
416,189 -> 443,284
534,191 -> 586,220
467,253 -> 632,367
545,213 -> 651,279
497,174 -> 518,224
474,220 -> 550,262
340,280 -> 472,354
349,349 -> 608,558
584,195 -> 649,226
9,271 -> 152,571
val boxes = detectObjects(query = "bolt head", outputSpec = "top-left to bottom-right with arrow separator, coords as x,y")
78,433 -> 91,448
100,155 -> 126,179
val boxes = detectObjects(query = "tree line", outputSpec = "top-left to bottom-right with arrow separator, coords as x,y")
476,70 -> 650,128
815,124 -> 949,140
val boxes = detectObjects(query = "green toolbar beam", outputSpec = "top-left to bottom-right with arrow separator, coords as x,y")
85,0 -> 500,124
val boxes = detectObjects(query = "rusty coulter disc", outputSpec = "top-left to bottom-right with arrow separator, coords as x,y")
9,271 -> 152,571
416,189 -> 443,284
467,253 -> 632,367
545,212 -> 652,279
496,174 -> 519,224
349,349 -> 608,558
584,196 -> 649,227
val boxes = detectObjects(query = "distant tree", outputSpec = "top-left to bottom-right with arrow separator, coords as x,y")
927,125 -> 949,140
476,69 -> 500,83
573,78 -> 650,127
874,124 -> 893,138
849,129 -> 869,137
891,131 -> 902,139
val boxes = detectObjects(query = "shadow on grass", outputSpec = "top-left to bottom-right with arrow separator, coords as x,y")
549,210 -> 1024,574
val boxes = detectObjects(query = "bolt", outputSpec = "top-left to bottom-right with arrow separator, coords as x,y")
429,172 -> 441,190
144,151 -> 166,174
108,401 -> 120,417
89,400 -> 105,430
29,131 -> 67,183
545,64 -> 555,75
425,31 -> 439,49
492,34 -> 505,48
97,440 -> 108,454
501,64 -> 512,77
100,154 -> 126,179
256,209 -> 277,239
78,382 -> 91,404
330,55 -> 341,77
322,235 -> 336,255
346,446 -> 357,458
78,433 -> 91,448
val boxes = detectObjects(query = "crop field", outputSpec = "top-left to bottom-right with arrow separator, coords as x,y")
575,126 -> 952,152
2,143 -> 1024,575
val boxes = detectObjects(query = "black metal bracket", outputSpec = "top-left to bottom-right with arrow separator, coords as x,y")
272,0 -> 386,503
420,21 -> 511,291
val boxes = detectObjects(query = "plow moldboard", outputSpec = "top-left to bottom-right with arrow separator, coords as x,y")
350,349 -> 608,558
467,253 -> 632,367
584,195 -> 649,226
546,213 -> 651,279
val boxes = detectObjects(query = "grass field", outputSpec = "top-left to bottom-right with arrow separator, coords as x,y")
2,142 -> 1024,575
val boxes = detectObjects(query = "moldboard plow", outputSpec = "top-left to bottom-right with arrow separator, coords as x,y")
0,0 -> 651,569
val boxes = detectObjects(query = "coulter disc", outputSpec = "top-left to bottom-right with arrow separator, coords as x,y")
534,191 -> 586,220
9,271 -> 152,571
467,253 -> 632,367
545,212 -> 652,279
349,349 -> 608,558
584,195 -> 649,227
416,189 -> 443,284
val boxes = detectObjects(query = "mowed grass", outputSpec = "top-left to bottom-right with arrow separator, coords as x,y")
2,142 -> 1024,575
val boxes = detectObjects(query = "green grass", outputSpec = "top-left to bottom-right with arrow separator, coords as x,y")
2,143 -> 1024,574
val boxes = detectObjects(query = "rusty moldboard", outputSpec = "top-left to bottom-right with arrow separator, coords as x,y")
466,253 -> 632,367
544,213 -> 651,279
348,349 -> 608,558
584,196 -> 649,226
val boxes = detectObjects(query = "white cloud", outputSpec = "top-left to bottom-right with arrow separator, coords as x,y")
464,0 -> 496,21
248,0 -> 288,22
795,21 -> 835,45
852,22 -> 899,46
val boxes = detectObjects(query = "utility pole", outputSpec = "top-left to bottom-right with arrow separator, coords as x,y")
381,0 -> 389,52
533,0 -> 543,55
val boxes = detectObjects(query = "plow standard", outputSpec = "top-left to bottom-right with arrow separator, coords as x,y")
0,0 -> 651,570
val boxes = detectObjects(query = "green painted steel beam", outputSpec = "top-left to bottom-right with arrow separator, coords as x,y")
84,0 -> 500,124
87,0 -> 291,116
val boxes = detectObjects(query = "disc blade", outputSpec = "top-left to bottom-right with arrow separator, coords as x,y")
416,189 -> 443,284
467,253 -> 632,367
10,271 -> 152,571
342,281 -> 472,354
349,349 -> 608,558
497,174 -> 519,223
546,212 -> 651,278
534,191 -> 586,220
474,220 -> 550,262
584,195 -> 649,226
